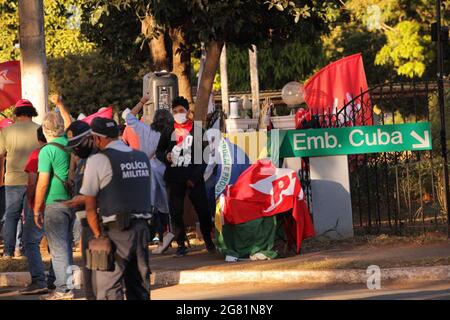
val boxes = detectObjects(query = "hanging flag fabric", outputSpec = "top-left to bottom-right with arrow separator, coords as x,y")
0,61 -> 21,111
303,53 -> 372,126
81,106 -> 113,125
218,159 -> 315,253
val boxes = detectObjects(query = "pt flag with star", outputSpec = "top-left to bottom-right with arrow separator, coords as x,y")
0,61 -> 21,111
216,159 -> 315,257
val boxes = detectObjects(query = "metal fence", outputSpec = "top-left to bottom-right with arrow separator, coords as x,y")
299,79 -> 450,235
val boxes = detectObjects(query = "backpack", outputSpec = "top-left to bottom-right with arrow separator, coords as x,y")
41,142 -> 73,197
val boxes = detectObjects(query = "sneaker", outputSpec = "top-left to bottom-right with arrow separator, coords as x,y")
47,283 -> 56,291
39,291 -> 74,300
20,283 -> 49,295
152,237 -> 160,245
174,246 -> 188,258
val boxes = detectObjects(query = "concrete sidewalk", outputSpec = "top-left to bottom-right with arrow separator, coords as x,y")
1,239 -> 450,287
149,240 -> 450,285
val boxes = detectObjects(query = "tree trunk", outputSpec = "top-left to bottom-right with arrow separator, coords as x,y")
169,28 -> 193,107
194,40 -> 224,123
18,0 -> 48,124
142,14 -> 170,71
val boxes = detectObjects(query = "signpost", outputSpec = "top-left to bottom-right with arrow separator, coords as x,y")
274,122 -> 432,239
278,122 -> 432,158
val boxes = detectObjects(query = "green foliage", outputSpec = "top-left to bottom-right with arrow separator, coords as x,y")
90,0 -> 333,51
80,3 -> 148,63
224,42 -> 324,91
47,51 -> 147,116
0,0 -> 19,60
322,23 -> 397,83
0,0 -> 95,61
375,21 -> 430,78
326,0 -> 449,80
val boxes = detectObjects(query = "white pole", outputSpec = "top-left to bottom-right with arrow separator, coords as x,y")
220,43 -> 229,116
249,44 -> 260,119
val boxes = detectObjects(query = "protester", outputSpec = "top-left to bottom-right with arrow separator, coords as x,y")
80,117 -> 151,300
0,99 -> 40,259
122,96 -> 174,254
19,126 -> 57,294
155,96 -> 215,257
33,111 -> 74,300
59,120 -> 97,300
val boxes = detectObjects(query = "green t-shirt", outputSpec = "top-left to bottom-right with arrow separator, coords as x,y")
38,135 -> 70,205
0,121 -> 40,186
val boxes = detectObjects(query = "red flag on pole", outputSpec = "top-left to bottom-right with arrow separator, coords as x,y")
81,106 -> 113,125
0,61 -> 21,111
303,53 -> 372,125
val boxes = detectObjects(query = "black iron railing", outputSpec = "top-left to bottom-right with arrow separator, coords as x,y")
298,79 -> 449,235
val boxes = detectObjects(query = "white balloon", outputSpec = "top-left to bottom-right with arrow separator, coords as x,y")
281,81 -> 305,106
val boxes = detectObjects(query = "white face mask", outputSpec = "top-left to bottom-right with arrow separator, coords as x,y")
173,112 -> 187,124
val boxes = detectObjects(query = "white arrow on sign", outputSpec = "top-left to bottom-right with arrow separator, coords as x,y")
411,130 -> 430,149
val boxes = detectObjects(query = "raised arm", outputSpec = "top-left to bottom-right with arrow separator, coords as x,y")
130,95 -> 150,117
50,94 -> 72,130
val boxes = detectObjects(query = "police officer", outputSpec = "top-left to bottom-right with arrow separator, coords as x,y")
79,117 -> 152,300
62,120 -> 97,300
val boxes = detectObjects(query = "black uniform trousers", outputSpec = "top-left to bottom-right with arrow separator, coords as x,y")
95,219 -> 150,300
167,178 -> 213,247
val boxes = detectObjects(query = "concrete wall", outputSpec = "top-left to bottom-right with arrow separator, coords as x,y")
309,155 -> 354,239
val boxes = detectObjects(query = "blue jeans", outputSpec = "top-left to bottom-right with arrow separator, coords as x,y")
44,203 -> 74,293
2,186 -> 26,256
23,206 -> 55,287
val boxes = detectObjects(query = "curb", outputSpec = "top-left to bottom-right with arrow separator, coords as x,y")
151,265 -> 450,286
2,265 -> 449,287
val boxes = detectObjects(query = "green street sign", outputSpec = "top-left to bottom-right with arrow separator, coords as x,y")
278,122 -> 432,158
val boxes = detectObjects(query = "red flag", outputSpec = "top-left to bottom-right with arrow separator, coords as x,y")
304,53 -> 371,125
221,159 -> 315,252
81,106 -> 113,125
0,61 -> 21,111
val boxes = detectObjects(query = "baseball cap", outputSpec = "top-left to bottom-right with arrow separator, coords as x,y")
91,117 -> 119,138
66,121 -> 92,148
15,99 -> 34,108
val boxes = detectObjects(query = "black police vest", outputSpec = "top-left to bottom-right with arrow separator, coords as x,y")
97,148 -> 151,218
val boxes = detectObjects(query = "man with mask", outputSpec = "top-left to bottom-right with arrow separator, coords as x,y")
80,117 -> 151,300
155,96 -> 215,257
61,120 -> 96,300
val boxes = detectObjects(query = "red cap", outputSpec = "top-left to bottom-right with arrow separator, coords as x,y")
15,99 -> 34,108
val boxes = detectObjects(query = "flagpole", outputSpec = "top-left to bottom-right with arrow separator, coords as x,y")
436,0 -> 450,238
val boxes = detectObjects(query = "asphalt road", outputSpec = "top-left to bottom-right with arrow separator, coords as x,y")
150,281 -> 450,300
1,281 -> 449,300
